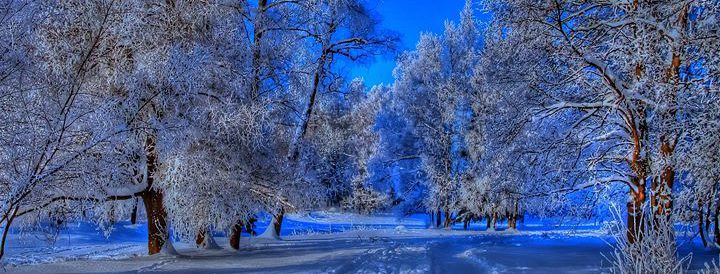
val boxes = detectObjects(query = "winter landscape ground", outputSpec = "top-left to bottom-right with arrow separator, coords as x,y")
2,212 -> 718,273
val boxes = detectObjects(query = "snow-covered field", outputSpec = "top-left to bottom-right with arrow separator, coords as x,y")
2,212 -> 716,273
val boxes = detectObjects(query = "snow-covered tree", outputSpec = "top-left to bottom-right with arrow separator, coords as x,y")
482,0 -> 720,242
391,0 -> 479,228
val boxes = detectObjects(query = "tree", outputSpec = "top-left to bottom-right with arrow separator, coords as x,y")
309,79 -> 388,213
391,1 -> 480,228
482,0 -> 719,243
251,0 -> 399,238
0,0 -> 241,256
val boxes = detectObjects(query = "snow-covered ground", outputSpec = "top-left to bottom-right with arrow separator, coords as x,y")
2,212 -> 716,273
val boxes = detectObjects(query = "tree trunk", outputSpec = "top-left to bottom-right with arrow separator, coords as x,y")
0,207 -> 18,261
699,200 -> 708,247
486,216 -> 491,230
715,202 -> 720,247
429,211 -> 434,228
249,0 -> 267,100
508,214 -> 517,230
443,208 -> 452,228
508,201 -> 519,230
627,178 -> 646,244
435,210 -> 442,228
706,199 -> 713,234
651,3 -> 687,223
130,198 -> 138,225
289,55 -> 327,161
229,221 -> 243,250
140,134 -> 168,255
463,220 -> 469,230
141,188 -> 167,255
196,229 -> 206,248
245,216 -> 257,236
490,212 -> 497,230
272,208 -> 285,238
652,163 -> 674,218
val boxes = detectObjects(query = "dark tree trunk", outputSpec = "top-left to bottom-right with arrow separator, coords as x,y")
141,188 -> 167,255
272,208 -> 285,238
229,221 -> 243,250
435,210 -> 442,228
508,215 -> 517,230
245,216 -> 257,236
443,208 -> 452,228
130,198 -> 138,225
706,200 -> 713,234
715,202 -> 720,247
140,134 -> 168,255
508,201 -> 519,230
699,200 -> 708,247
0,207 -> 18,261
196,229 -> 206,248
249,0 -> 267,100
289,55 -> 327,161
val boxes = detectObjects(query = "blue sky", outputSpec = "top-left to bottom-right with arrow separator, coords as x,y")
349,0 -> 469,87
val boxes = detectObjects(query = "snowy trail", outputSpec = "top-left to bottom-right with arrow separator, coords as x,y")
4,230 -> 620,274
2,214 -> 716,273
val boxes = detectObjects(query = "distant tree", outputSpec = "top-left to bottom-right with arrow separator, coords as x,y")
391,1 -> 479,228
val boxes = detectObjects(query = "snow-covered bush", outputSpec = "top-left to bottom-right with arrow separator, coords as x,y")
606,205 -> 690,274
341,184 -> 390,214
701,258 -> 720,274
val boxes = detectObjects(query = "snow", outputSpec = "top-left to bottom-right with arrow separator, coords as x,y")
2,213 -> 717,273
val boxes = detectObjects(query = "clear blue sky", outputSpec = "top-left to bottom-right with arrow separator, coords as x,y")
349,0 -> 471,87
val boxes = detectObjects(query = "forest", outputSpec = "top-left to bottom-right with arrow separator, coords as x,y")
1,0 -> 719,273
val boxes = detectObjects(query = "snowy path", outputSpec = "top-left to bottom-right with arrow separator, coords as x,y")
2,213 -> 716,273
3,230 -> 617,273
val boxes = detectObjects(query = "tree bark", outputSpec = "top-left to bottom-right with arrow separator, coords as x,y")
429,211 -> 434,228
0,207 -> 18,261
272,208 -> 285,238
130,198 -> 138,225
652,149 -> 675,218
289,54 -> 327,161
491,212 -> 497,230
229,221 -> 243,250
141,188 -> 167,255
706,199 -> 713,234
443,208 -> 452,228
195,229 -> 206,248
715,202 -> 720,247
249,0 -> 267,100
626,99 -> 649,244
245,216 -> 257,236
651,3 -> 688,222
627,178 -> 646,244
508,212 -> 517,230
140,134 -> 168,255
435,210 -> 442,228
508,201 -> 519,230
699,200 -> 708,247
